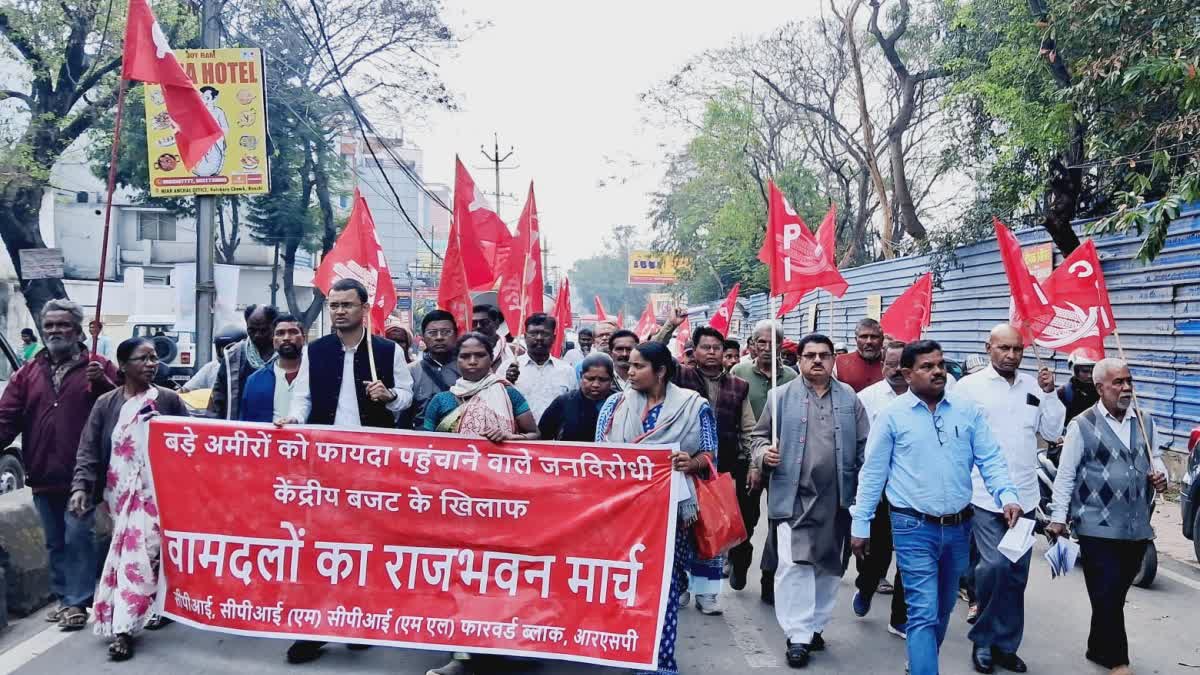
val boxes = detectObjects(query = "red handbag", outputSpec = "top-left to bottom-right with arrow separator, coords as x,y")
691,454 -> 749,559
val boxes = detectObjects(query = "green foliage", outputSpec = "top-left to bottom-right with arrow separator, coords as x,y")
649,92 -> 828,303
567,225 -> 651,318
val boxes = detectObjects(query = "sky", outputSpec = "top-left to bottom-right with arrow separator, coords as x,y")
409,0 -> 820,274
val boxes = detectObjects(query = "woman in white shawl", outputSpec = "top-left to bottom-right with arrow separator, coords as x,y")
421,332 -> 539,441
422,332 -> 539,675
596,341 -> 717,675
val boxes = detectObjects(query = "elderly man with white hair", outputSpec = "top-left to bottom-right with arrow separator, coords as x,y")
1048,358 -> 1168,675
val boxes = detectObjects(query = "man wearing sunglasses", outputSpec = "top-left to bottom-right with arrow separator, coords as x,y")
752,333 -> 869,668
851,340 -> 1021,675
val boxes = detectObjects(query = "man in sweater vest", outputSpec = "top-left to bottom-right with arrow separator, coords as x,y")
277,277 -> 414,664
833,318 -> 885,393
1048,358 -> 1168,675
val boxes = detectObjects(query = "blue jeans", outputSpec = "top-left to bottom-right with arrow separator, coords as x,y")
32,493 -> 98,608
891,512 -> 971,675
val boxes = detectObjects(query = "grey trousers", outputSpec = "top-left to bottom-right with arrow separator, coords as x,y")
968,509 -> 1031,653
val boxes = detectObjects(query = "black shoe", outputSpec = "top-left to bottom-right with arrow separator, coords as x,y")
761,575 -> 775,606
346,644 -> 371,652
809,633 -> 825,651
992,651 -> 1027,673
972,645 -> 994,674
286,640 -> 326,664
785,640 -> 810,668
730,564 -> 748,591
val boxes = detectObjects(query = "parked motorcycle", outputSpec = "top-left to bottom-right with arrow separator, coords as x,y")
1034,441 -> 1157,588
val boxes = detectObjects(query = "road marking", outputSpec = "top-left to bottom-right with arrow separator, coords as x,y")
1159,566 -> 1200,592
720,590 -> 783,668
0,622 -> 77,675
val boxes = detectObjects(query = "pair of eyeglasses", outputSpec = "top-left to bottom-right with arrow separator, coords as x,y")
933,414 -> 947,446
424,328 -> 454,338
128,354 -> 159,364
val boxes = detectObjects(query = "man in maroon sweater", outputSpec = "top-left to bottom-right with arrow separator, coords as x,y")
834,318 -> 885,393
0,300 -> 117,630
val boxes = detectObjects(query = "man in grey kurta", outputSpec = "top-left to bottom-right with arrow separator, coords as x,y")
753,334 -> 869,668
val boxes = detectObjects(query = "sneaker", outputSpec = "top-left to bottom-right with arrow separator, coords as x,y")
427,660 -> 471,675
888,622 -> 907,640
678,591 -> 691,608
852,590 -> 872,617
966,603 -> 979,624
695,593 -> 724,615
785,639 -> 810,668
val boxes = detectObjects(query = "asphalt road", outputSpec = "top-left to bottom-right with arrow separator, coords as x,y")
3,524 -> 1199,675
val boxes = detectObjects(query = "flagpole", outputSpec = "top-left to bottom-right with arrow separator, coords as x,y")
92,79 -> 130,355
771,294 -> 779,448
365,310 -> 379,382
1113,329 -> 1156,467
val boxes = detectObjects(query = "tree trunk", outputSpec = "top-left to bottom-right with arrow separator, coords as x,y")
282,238 -> 323,328
270,242 -> 280,306
889,133 -> 927,240
1043,158 -> 1083,254
841,0 -> 896,257
0,178 -> 69,325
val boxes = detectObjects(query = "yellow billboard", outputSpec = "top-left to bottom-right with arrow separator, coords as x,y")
145,48 -> 269,197
628,250 -> 689,286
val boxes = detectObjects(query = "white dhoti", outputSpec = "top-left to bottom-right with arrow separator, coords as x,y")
774,522 -> 840,644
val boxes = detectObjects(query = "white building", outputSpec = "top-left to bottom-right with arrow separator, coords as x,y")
0,139 -> 319,349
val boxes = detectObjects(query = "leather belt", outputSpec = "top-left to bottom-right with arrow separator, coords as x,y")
891,505 -> 974,526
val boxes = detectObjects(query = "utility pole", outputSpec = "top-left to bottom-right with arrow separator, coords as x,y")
194,0 -> 220,365
478,132 -> 517,220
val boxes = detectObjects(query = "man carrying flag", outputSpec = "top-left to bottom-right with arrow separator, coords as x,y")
497,184 -> 544,338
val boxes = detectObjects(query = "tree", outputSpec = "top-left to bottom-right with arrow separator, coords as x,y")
0,0 -> 125,320
947,0 -> 1197,260
568,226 -> 652,319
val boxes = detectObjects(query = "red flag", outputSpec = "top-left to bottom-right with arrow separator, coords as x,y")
313,190 -> 397,334
709,283 -> 741,337
497,183 -> 544,336
453,158 -> 512,291
617,311 -> 626,330
674,315 -> 691,356
550,278 -> 573,357
633,299 -> 657,340
594,297 -> 609,322
880,273 -> 933,343
758,185 -> 848,316
1032,240 -> 1114,359
123,0 -> 223,170
994,217 -> 1053,344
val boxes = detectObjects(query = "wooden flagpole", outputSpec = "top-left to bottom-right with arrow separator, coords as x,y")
92,79 -> 130,355
1113,329 -> 1156,466
771,294 -> 779,448
365,305 -> 379,382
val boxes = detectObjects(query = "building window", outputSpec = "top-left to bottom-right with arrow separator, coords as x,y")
75,191 -> 89,203
138,212 -> 176,241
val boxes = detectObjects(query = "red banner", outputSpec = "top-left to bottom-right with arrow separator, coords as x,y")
148,418 -> 679,670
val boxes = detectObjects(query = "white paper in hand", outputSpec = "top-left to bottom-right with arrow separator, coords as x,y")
998,518 -> 1036,564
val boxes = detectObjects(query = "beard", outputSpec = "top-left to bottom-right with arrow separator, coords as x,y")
277,344 -> 301,359
45,335 -> 77,358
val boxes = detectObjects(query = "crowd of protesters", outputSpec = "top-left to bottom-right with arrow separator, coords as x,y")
0,283 -> 1165,675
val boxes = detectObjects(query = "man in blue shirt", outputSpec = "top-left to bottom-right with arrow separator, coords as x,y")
851,340 -> 1021,675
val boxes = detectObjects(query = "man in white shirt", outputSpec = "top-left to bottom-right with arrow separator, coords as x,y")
277,279 -> 412,664
240,314 -> 305,423
955,324 -> 1064,674
562,327 -> 593,366
851,341 -> 909,638
504,313 -> 577,422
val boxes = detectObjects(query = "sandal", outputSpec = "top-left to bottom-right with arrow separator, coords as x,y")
58,607 -> 88,631
144,616 -> 173,631
108,634 -> 134,662
45,604 -> 66,623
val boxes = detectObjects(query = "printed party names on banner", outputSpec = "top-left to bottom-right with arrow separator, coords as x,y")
147,418 -> 679,670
